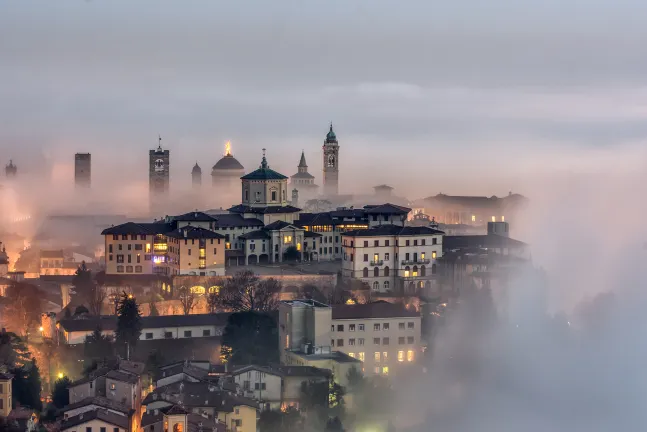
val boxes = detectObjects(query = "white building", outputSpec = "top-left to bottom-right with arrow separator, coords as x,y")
341,224 -> 444,294
290,151 -> 318,201
278,299 -> 420,380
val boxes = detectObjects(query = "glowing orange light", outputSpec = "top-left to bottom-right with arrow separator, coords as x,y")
225,141 -> 232,156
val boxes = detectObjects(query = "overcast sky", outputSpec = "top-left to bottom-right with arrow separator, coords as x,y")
2,0 -> 647,198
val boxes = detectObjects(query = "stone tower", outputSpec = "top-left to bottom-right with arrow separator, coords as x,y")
291,188 -> 299,207
74,153 -> 91,188
192,162 -> 202,189
322,123 -> 339,196
149,136 -> 170,212
5,160 -> 17,178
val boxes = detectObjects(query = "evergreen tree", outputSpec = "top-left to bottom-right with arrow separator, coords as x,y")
220,312 -> 278,365
83,326 -> 114,364
51,376 -> 71,409
115,292 -> 142,359
25,358 -> 42,410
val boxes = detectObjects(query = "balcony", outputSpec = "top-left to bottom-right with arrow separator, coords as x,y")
370,260 -> 384,266
401,258 -> 430,265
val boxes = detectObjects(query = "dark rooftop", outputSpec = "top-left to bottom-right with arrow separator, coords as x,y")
106,369 -> 139,384
59,313 -> 230,333
168,211 -> 216,222
211,214 -> 264,228
332,301 -> 420,320
62,396 -> 133,415
228,204 -> 301,214
167,226 -> 225,240
40,250 -> 64,259
443,234 -> 527,251
232,364 -> 331,378
213,154 -> 244,171
61,409 -> 130,430
142,380 -> 258,410
101,222 -> 174,236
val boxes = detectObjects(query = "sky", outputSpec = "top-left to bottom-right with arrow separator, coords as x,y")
2,0 -> 647,199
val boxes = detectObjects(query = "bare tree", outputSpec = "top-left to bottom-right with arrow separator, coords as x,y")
2,283 -> 42,336
204,277 -> 224,313
218,271 -> 280,312
178,286 -> 197,315
88,284 -> 107,315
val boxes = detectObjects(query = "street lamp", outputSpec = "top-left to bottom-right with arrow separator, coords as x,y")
57,372 -> 64,379
39,326 -> 44,332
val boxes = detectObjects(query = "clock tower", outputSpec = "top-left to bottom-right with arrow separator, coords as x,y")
322,123 -> 339,196
149,135 -> 170,213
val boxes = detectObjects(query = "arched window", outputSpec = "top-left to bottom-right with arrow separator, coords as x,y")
404,266 -> 410,277
373,281 -> 379,290
190,286 -> 206,294
384,280 -> 390,290
413,266 -> 418,277
432,263 -> 437,274
208,286 -> 220,294
373,267 -> 379,277
173,423 -> 184,432
363,267 -> 369,278
420,266 -> 426,277
384,266 -> 390,277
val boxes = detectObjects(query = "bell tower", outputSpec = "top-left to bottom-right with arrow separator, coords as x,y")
149,135 -> 170,214
322,123 -> 339,196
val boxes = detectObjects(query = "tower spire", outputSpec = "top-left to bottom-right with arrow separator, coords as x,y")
298,150 -> 307,168
157,134 -> 162,151
261,148 -> 268,169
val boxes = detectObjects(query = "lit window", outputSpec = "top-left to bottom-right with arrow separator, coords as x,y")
383,351 -> 388,360
502,215 -> 505,222
358,352 -> 365,361
146,243 -> 151,253
491,216 -> 496,222
225,242 -> 231,249
398,351 -> 404,362
421,252 -> 425,260
471,215 -> 476,222
382,366 -> 389,375
407,350 -> 414,362
374,366 -> 380,374
283,236 -> 292,244
110,383 -> 116,390
297,243 -> 301,251
404,270 -> 410,277
412,271 -> 418,277
373,253 -> 378,262
432,251 -> 437,259
348,353 -> 355,358
374,352 -> 380,362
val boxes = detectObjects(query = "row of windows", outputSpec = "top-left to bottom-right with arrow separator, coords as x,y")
333,322 -> 415,332
145,329 -> 213,339
346,350 -> 415,363
344,238 -> 438,247
332,336 -> 415,347
116,265 -> 143,273
113,234 -> 147,241
111,243 -> 149,253
187,248 -> 218,256
70,427 -> 120,432
359,264 -> 437,278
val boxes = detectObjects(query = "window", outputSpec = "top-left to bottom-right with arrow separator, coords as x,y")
383,352 -> 388,360
349,324 -> 355,332
254,383 -> 267,390
407,350 -> 415,361
384,267 -> 390,277
126,266 -> 133,273
432,263 -> 437,274
128,244 -> 132,251
404,267 -> 410,277
184,330 -> 192,337
86,427 -> 92,432
101,427 -> 107,432
432,251 -> 437,259
363,241 -> 368,247
373,338 -> 380,345
117,266 -> 124,273
373,267 -> 379,277
408,322 -> 414,329
137,254 -> 141,263
358,338 -> 365,346
348,352 -> 355,358
421,266 -> 426,277
331,339 -> 335,347
374,240 -> 379,247
373,281 -> 379,290
349,338 -> 355,346
406,240 -> 410,246
110,383 -> 116,390
399,322 -> 405,330
331,325 -> 334,332
214,248 -> 218,254
374,352 -> 381,362
271,190 -> 277,201
359,352 -> 365,361
382,366 -> 389,375
385,240 -> 390,247
145,333 -> 153,340
165,332 -> 173,338
108,244 -> 113,253
145,254 -> 151,260
127,254 -> 132,263
422,239 -> 426,246
358,324 -> 365,331
283,235 -> 292,244
337,324 -> 344,332
0,383 -> 3,393
383,337 -> 390,345
113,234 -> 118,240
384,252 -> 389,260
374,366 -> 380,374
432,237 -> 437,245
363,254 -> 368,262
118,244 -> 123,251
398,351 -> 405,362
116,255 -> 124,263
383,323 -> 390,330
414,240 -> 418,246
0,399 -> 3,409
135,265 -> 142,273
421,252 -> 425,260
363,267 -> 368,277
114,429 -> 119,432
384,281 -> 390,290
407,336 -> 414,344
337,339 -> 344,346
203,329 -> 211,336
374,323 -> 380,331
405,253 -> 410,261
109,254 -> 113,261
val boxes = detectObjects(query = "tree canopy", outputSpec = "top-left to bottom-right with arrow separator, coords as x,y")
115,292 -> 142,358
51,376 -> 71,409
2,283 -> 42,336
83,326 -> 114,363
220,311 -> 279,365
218,271 -> 280,312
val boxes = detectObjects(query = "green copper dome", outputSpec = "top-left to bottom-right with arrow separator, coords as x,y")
325,123 -> 337,142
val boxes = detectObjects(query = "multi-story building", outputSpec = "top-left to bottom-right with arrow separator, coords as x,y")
74,153 -> 91,188
341,209 -> 445,294
278,299 -> 421,379
290,151 -> 318,201
322,124 -> 340,197
330,301 -> 421,377
167,226 -> 225,276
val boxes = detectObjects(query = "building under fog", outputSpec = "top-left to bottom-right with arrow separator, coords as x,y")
191,162 -> 202,189
289,151 -> 318,201
74,153 -> 91,188
149,137 -> 170,214
5,160 -> 17,178
211,142 -> 244,203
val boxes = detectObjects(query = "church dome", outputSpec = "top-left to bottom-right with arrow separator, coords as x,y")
325,124 -> 337,143
212,154 -> 244,171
